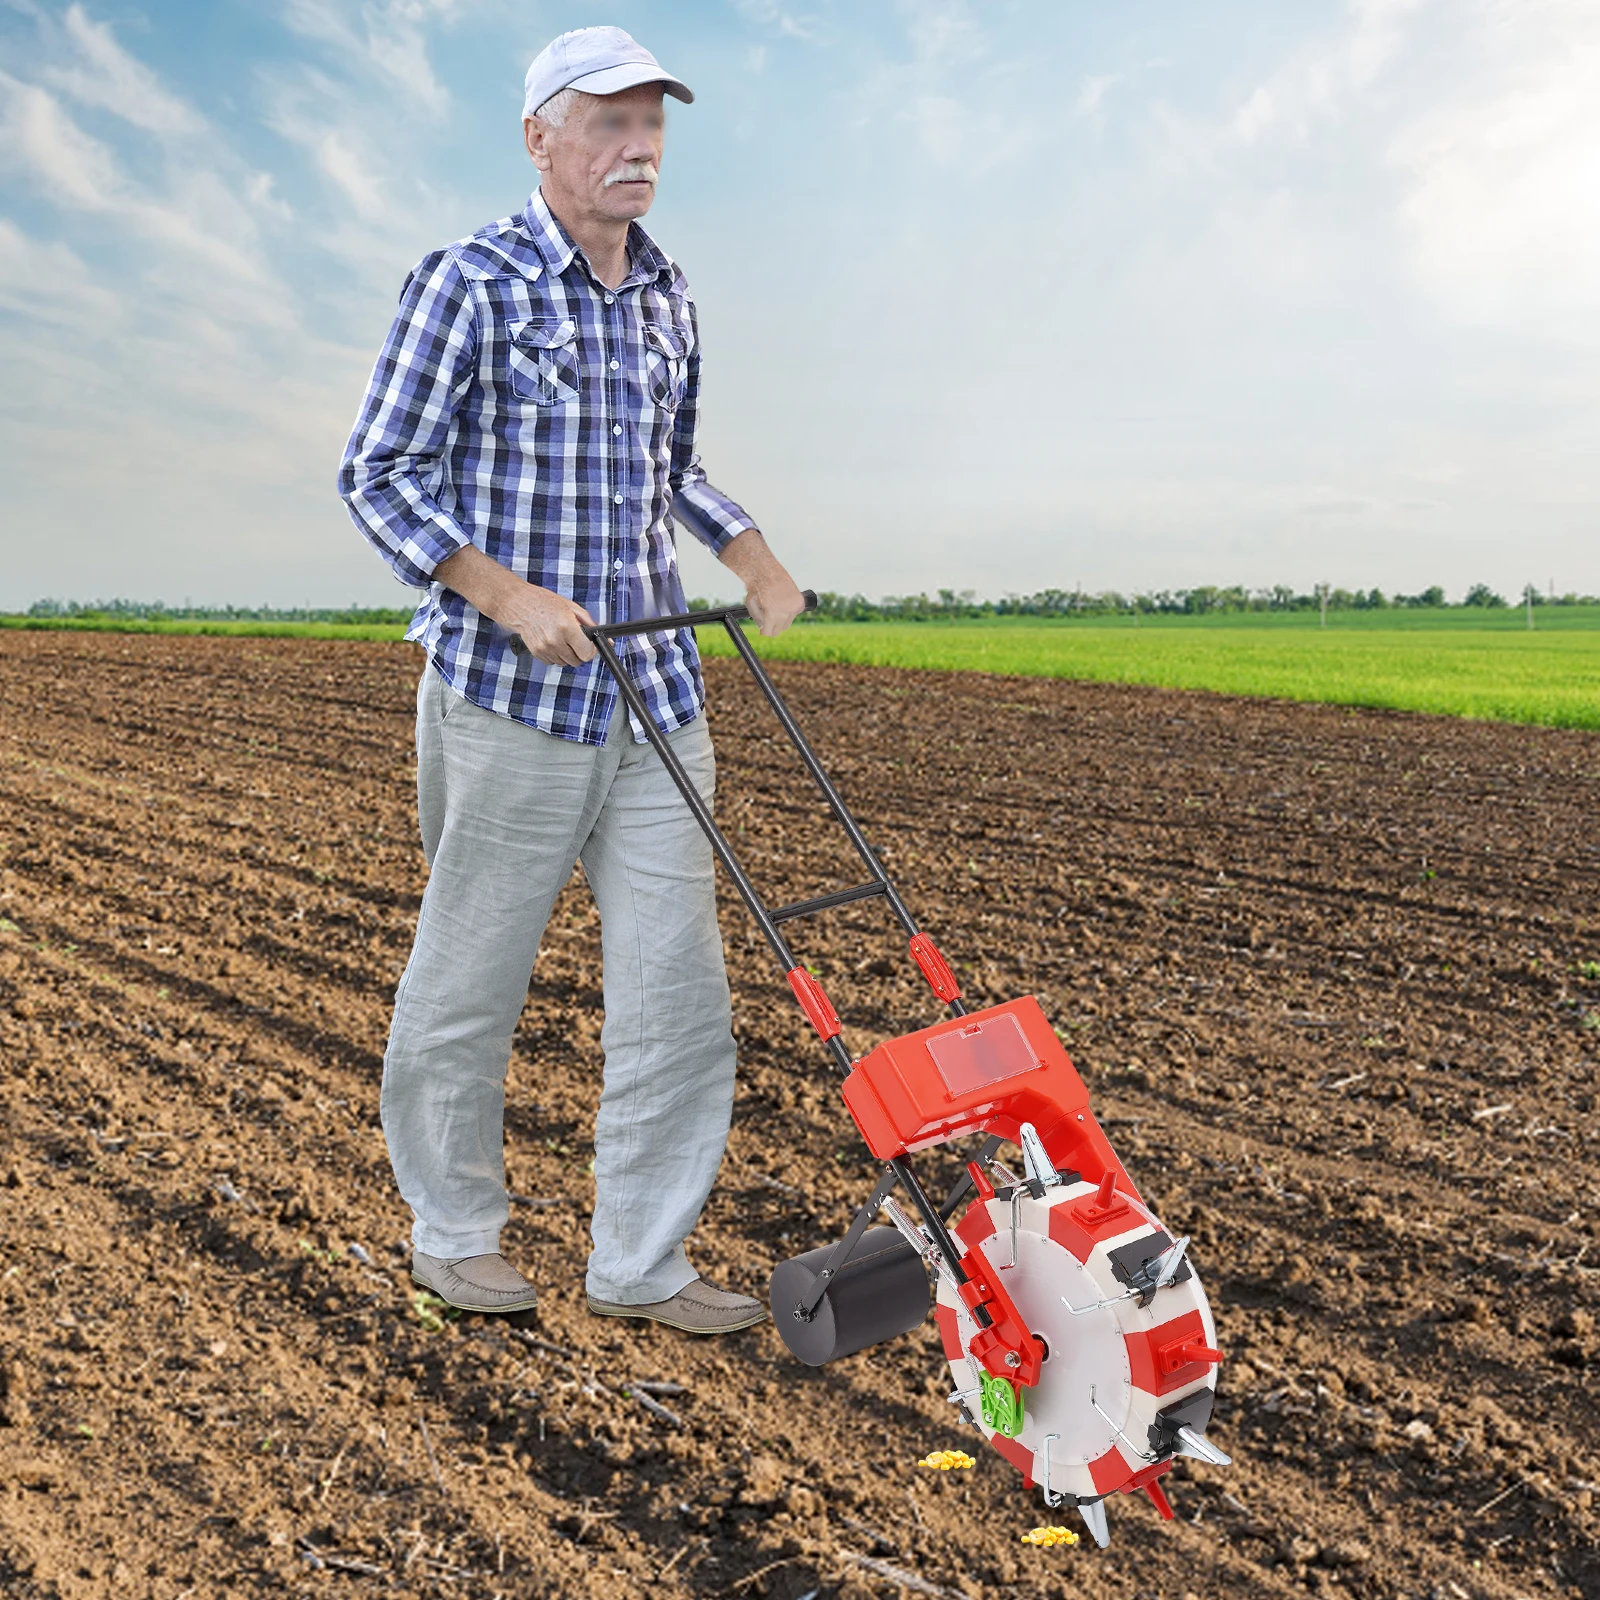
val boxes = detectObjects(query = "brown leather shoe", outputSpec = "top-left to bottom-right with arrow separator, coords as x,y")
587,1276 -> 767,1334
411,1250 -> 538,1313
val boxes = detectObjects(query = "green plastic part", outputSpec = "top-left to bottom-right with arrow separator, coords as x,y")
979,1371 -> 1025,1438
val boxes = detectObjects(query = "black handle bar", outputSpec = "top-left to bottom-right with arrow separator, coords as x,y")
578,582 -> 980,1299
582,590 -> 818,641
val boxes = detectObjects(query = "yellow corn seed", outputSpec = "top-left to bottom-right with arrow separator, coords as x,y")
1021,1526 -> 1080,1548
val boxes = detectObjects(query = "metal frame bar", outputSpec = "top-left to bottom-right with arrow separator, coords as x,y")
793,1164 -> 900,1321
770,881 -> 886,924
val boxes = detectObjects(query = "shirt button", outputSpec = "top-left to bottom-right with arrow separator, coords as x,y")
609,358 -> 620,370
613,492 -> 623,503
613,559 -> 623,570
612,423 -> 622,436
604,294 -> 615,305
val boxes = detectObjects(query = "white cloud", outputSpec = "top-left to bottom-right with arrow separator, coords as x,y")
0,72 -> 289,309
281,0 -> 456,116
315,130 -> 388,220
1389,0 -> 1600,330
851,0 -> 1030,172
1227,0 -> 1421,144
731,0 -> 818,43
266,79 -> 390,223
246,169 -> 294,220
0,12 -> 358,598
1131,0 -> 1600,343
0,0 -> 486,607
1229,84 -> 1274,144
260,0 -> 487,280
0,215 -> 119,325
897,0 -> 979,64
0,69 -> 120,206
44,3 -> 204,136
258,62 -> 455,287
683,0 -> 1600,603
1075,74 -> 1119,119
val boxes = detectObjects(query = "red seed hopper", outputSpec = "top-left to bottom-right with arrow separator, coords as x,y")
585,593 -> 1230,1547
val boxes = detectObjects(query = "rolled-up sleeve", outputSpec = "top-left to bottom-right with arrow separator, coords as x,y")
667,296 -> 757,555
337,250 -> 479,589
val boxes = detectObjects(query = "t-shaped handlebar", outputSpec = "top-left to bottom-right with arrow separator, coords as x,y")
581,590 -> 819,640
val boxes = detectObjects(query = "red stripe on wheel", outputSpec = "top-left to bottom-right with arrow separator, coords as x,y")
1048,1192 -> 1152,1265
1089,1444 -> 1132,1496
1125,1309 -> 1212,1396
990,1430 -> 1034,1486
955,1203 -> 996,1252
934,1302 -> 964,1361
1046,1204 -> 1096,1264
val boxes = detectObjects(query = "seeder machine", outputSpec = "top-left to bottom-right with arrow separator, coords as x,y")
585,593 -> 1231,1548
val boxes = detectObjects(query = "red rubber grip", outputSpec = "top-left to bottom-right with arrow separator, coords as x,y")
909,933 -> 961,1003
786,967 -> 841,1041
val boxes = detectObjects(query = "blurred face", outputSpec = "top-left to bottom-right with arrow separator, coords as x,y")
524,83 -> 666,229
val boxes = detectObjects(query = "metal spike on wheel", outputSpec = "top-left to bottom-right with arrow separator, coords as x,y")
1018,1121 -> 1061,1187
1077,1498 -> 1110,1548
1176,1425 -> 1232,1466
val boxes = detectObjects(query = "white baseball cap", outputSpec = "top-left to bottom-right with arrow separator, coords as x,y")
522,26 -> 694,120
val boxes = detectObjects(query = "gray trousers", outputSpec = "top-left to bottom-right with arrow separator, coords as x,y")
380,665 -> 736,1304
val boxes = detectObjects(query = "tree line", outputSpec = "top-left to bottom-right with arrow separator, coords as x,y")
20,582 -> 1599,625
801,582 -> 1598,621
22,599 -> 417,624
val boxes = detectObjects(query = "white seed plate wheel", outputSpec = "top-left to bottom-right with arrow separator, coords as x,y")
935,1178 -> 1220,1508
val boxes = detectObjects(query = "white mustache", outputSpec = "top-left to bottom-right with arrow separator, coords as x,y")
603,161 -> 658,188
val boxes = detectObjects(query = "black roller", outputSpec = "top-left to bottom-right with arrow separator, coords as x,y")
769,1226 -> 931,1366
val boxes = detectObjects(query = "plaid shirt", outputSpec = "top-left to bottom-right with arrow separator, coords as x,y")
337,189 -> 756,744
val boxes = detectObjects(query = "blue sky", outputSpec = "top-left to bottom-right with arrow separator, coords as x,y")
1,0 -> 1596,608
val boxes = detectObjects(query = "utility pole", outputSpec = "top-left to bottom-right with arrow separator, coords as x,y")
1526,584 -> 1535,631
1317,583 -> 1328,629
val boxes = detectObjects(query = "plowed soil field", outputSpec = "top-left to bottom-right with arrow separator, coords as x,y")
2,633 -> 1599,1600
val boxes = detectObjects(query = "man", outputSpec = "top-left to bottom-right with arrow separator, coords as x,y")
337,26 -> 804,1334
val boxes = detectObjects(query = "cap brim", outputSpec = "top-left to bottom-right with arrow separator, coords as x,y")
567,62 -> 694,104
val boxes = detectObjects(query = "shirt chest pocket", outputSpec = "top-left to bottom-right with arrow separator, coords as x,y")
507,317 -> 582,405
643,321 -> 689,409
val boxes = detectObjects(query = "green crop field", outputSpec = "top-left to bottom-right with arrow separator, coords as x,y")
6,607 -> 1599,730
697,609 -> 1600,731
0,615 -> 403,642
